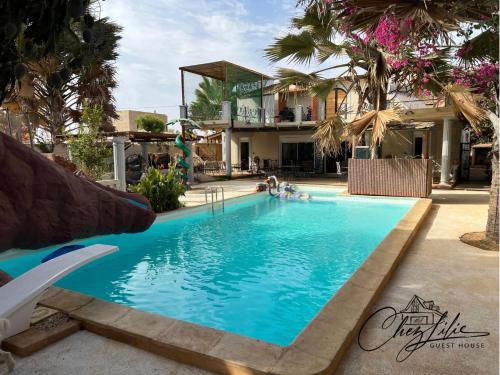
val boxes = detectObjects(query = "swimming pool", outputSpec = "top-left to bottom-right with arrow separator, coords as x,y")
0,188 -> 414,346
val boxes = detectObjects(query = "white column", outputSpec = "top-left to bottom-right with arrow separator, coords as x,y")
295,105 -> 303,123
440,118 -> 452,186
140,143 -> 148,170
112,136 -> 126,191
224,128 -> 232,176
222,101 -> 232,177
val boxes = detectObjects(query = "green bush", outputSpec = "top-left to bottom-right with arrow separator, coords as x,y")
68,105 -> 112,180
136,114 -> 165,133
132,164 -> 185,212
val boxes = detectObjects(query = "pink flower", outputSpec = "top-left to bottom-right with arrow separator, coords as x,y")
351,45 -> 362,53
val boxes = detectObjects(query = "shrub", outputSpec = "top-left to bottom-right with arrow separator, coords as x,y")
136,114 -> 165,133
132,164 -> 185,212
68,105 -> 112,180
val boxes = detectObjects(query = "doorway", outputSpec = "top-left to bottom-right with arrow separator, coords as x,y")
325,141 -> 349,174
240,141 -> 250,170
414,137 -> 423,158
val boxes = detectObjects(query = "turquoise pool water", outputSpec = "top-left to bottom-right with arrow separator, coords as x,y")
0,190 -> 414,346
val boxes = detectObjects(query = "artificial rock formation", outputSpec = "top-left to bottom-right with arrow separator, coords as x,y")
0,133 -> 155,252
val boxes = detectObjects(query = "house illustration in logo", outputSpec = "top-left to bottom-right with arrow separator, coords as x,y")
400,295 -> 443,325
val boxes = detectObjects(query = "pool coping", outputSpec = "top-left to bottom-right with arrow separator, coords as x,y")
38,195 -> 432,375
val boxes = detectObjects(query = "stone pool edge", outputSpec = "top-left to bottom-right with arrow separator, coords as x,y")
38,197 -> 432,375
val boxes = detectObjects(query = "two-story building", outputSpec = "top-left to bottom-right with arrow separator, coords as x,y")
180,61 -> 465,185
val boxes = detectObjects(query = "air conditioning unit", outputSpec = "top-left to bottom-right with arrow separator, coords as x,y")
355,146 -> 370,159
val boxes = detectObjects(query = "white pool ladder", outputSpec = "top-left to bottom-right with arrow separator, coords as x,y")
205,186 -> 225,214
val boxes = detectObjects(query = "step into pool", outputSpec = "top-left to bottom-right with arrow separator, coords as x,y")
0,189 -> 415,346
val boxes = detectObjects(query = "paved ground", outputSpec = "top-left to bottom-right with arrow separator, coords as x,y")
336,188 -> 499,375
12,180 -> 499,375
12,330 -> 212,375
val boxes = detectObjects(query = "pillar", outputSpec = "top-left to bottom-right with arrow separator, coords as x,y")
295,105 -> 303,123
440,118 -> 452,186
140,143 -> 149,170
222,101 -> 232,177
422,129 -> 430,159
113,136 -> 126,191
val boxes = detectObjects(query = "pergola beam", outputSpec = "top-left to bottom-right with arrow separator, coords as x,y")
399,106 -> 457,122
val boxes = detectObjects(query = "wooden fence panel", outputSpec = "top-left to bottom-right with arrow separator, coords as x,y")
348,159 -> 432,198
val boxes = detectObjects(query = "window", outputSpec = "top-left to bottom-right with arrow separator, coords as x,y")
281,142 -> 314,166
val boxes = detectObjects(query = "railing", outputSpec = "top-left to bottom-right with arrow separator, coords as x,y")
205,186 -> 225,214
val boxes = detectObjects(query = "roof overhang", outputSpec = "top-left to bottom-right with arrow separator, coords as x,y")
179,60 -> 273,81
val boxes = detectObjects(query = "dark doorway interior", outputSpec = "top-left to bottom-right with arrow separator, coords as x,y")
414,137 -> 423,158
325,141 -> 349,173
240,141 -> 249,170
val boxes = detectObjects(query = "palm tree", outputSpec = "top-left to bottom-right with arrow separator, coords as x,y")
11,17 -> 122,142
189,77 -> 224,121
268,0 -> 498,243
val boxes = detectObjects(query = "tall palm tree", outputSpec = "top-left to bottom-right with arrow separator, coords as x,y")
12,17 -> 122,141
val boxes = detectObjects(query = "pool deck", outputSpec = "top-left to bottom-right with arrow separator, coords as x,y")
10,180 -> 499,375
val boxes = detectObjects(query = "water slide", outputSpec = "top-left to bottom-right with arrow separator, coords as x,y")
175,134 -> 190,180
167,118 -> 201,182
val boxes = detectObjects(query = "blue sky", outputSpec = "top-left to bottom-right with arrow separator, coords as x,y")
100,0 -> 304,123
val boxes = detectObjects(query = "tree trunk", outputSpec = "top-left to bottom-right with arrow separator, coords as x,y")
485,136 -> 499,243
370,88 -> 386,159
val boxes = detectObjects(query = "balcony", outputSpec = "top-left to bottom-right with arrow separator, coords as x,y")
180,61 -> 274,129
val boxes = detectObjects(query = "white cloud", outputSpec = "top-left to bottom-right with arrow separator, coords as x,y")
100,0 -> 311,123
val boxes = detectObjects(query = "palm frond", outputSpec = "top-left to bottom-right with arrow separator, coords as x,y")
292,6 -> 337,40
316,41 -> 346,64
458,30 -> 499,63
349,110 -> 377,137
444,84 -> 488,131
309,79 -> 338,99
265,31 -> 317,64
312,116 -> 346,157
348,108 -> 402,146
371,108 -> 402,145
273,68 -> 322,93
